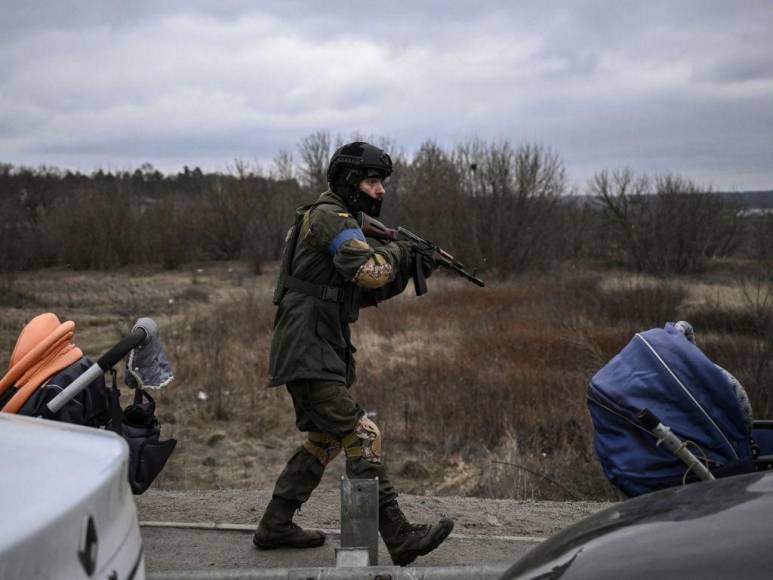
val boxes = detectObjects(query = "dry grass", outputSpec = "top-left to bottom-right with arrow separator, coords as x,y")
2,260 -> 771,500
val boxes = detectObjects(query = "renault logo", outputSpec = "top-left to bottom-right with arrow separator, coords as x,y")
78,515 -> 98,576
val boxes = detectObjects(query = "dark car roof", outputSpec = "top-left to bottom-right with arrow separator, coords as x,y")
501,471 -> 773,580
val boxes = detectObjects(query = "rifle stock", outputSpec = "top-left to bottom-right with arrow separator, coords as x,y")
359,213 -> 399,241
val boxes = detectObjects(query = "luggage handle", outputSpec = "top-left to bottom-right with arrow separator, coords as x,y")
43,319 -> 156,417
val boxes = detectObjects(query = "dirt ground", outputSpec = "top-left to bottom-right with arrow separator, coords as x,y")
5,260 -> 764,505
0,263 -> 622,500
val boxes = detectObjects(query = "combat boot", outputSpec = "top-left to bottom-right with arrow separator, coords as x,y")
379,500 -> 454,566
253,497 -> 326,550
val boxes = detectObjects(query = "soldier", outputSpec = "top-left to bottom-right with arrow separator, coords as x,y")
254,141 -> 454,566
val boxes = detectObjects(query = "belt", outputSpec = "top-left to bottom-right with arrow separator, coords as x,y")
284,275 -> 344,303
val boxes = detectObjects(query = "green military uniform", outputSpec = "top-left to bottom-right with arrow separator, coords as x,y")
267,189 -> 411,511
256,144 -> 454,565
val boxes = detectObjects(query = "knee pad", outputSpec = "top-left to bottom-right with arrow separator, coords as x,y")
302,431 -> 342,466
343,416 -> 383,464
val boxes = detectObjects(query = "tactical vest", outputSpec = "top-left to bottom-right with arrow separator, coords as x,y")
272,202 -> 360,323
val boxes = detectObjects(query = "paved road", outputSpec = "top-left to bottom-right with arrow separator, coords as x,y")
136,488 -> 611,578
141,525 -> 535,572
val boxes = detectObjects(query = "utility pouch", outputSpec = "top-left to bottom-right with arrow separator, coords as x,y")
341,283 -> 360,323
273,204 -> 318,306
273,219 -> 302,306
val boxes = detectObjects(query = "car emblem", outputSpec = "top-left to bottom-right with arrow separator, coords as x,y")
78,515 -> 98,577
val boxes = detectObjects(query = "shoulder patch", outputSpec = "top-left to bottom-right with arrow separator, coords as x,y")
305,205 -> 362,252
345,239 -> 370,251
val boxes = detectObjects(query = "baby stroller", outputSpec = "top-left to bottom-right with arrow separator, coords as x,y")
0,313 -> 177,494
588,321 -> 773,497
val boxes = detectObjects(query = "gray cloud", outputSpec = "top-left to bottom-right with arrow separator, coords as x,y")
0,0 -> 771,189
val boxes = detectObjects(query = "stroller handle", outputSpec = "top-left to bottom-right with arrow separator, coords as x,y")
97,322 -> 153,370
44,320 -> 154,417
639,408 -> 715,483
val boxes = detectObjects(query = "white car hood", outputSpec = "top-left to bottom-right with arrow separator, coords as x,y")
0,413 -> 144,579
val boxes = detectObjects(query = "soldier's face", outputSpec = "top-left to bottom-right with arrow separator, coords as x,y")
359,177 -> 386,200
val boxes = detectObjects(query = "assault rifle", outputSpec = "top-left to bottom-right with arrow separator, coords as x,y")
359,213 -> 485,296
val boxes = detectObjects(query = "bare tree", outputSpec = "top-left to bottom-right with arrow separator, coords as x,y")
592,170 -> 739,274
551,192 -> 602,260
297,131 -> 331,193
0,195 -> 25,303
741,271 -> 773,417
396,141 -> 465,245
271,149 -> 295,182
749,213 -> 773,262
455,140 -> 566,273
591,169 -> 652,270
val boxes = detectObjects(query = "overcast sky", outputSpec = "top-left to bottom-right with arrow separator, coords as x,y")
1,0 -> 771,190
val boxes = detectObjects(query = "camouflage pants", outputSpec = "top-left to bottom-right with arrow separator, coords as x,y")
270,380 -> 397,508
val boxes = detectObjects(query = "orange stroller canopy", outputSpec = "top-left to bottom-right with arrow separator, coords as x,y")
0,313 -> 83,414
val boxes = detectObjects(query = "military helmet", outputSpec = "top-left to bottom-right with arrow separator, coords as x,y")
327,142 -> 392,217
327,141 -> 392,185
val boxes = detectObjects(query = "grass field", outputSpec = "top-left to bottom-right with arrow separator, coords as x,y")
2,259 -> 771,501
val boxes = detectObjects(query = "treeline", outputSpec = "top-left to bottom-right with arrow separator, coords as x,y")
1,132 -> 772,276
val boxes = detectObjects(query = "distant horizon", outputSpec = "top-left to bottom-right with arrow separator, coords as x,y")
2,135 -> 772,193
3,155 -> 771,197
